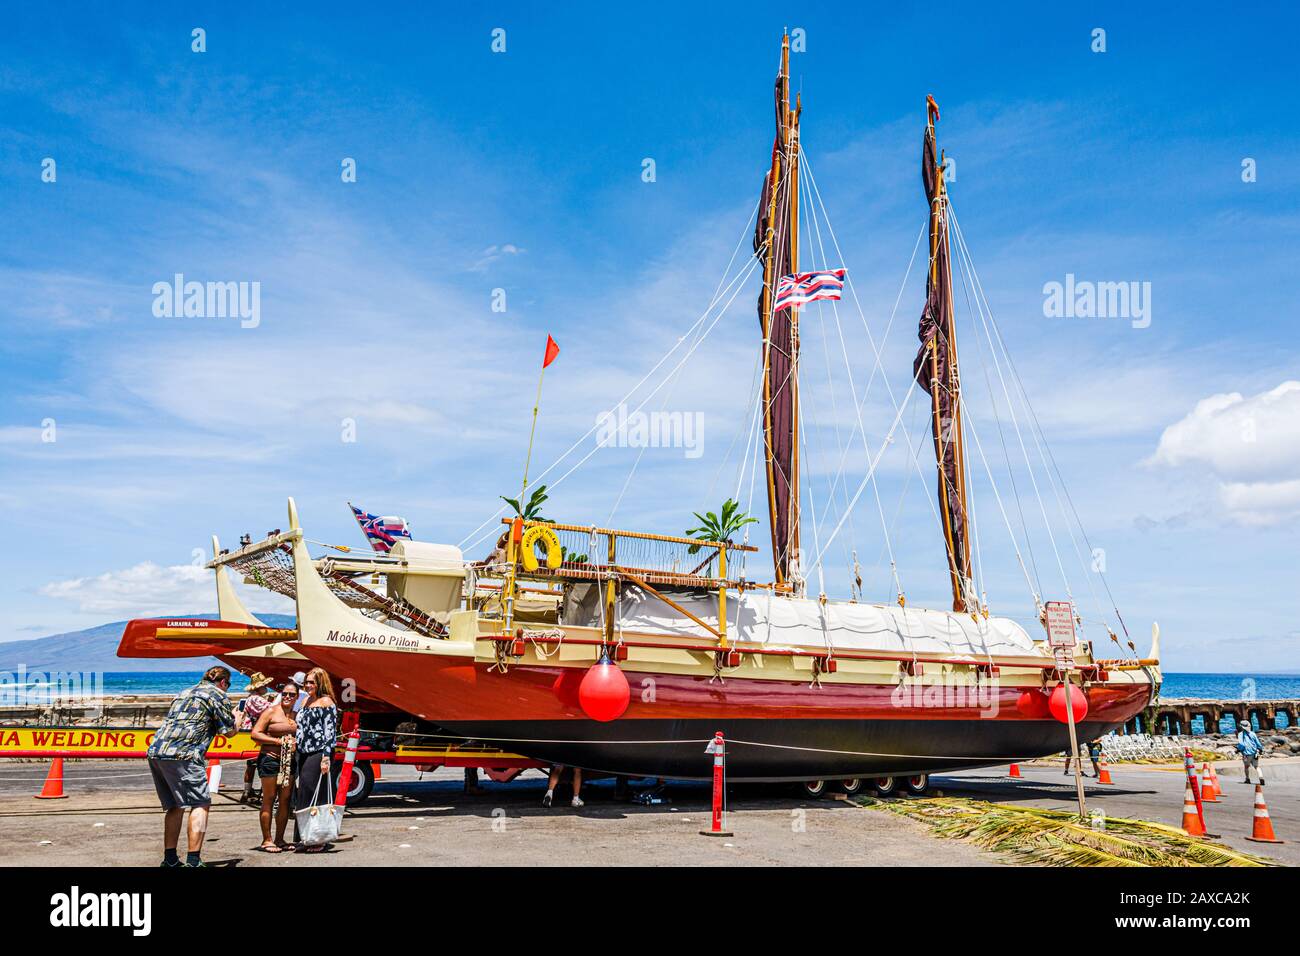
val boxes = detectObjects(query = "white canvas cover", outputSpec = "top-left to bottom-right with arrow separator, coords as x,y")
595,586 -> 1045,659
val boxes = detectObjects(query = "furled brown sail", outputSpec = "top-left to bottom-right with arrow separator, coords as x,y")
753,37 -> 800,586
913,99 -> 972,611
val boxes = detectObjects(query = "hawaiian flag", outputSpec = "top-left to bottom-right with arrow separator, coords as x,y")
349,503 -> 413,553
773,268 -> 846,314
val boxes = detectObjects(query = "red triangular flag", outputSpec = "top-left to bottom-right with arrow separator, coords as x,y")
542,334 -> 560,369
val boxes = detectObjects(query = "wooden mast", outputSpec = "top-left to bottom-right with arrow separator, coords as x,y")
759,33 -> 801,588
787,49 -> 802,591
759,91 -> 783,585
925,97 -> 972,611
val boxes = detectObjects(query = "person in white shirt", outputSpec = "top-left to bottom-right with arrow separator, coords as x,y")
290,670 -> 308,714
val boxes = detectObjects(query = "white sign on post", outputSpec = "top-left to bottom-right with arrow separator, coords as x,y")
1044,601 -> 1077,648
1046,600 -> 1076,667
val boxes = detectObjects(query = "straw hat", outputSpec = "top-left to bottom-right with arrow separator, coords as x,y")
245,672 -> 275,693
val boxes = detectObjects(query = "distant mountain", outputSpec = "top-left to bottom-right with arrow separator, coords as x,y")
0,614 -> 298,672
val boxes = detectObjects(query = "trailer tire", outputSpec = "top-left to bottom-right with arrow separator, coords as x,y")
872,776 -> 898,797
800,779 -> 828,798
837,778 -> 864,795
905,773 -> 929,796
332,760 -> 375,807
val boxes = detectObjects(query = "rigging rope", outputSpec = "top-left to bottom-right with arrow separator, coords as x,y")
799,154 -> 958,583
799,155 -> 902,603
949,207 -> 1130,647
460,254 -> 762,557
457,194 -> 764,553
608,198 -> 764,527
957,395 -> 1042,610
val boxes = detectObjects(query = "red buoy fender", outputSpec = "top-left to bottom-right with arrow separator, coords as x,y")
578,660 -> 630,722
1048,682 -> 1088,724
1016,689 -> 1052,719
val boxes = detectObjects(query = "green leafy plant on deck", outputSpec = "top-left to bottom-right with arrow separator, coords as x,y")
685,499 -> 757,551
685,498 -> 757,575
499,486 -> 587,564
500,485 -> 552,522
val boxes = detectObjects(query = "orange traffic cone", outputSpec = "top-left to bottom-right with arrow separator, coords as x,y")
1097,756 -> 1113,785
1246,785 -> 1283,844
34,758 -> 69,800
205,758 -> 222,794
1200,762 -> 1219,803
1207,761 -> 1224,799
1180,780 -> 1206,837
1009,763 -> 1021,778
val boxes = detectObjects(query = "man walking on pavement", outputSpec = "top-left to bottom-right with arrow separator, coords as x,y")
1235,719 -> 1265,786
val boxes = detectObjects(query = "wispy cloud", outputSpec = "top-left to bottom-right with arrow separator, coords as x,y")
39,561 -> 293,617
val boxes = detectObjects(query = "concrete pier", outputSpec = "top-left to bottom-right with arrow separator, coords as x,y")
1114,698 -> 1299,735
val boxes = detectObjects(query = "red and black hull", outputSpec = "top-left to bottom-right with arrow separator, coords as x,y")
427,715 -> 1134,781
294,645 -> 1153,781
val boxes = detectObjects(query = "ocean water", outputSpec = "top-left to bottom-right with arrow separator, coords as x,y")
1,670 -> 252,705
1156,673 -> 1300,702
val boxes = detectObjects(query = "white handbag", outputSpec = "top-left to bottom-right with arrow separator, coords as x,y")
294,766 -> 342,846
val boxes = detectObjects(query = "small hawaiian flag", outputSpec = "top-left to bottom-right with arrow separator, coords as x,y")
773,268 -> 847,314
349,503 -> 413,553
542,334 -> 560,368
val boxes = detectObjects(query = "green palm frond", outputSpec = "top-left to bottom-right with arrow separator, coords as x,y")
685,498 -> 758,554
501,485 -> 552,522
859,796 -> 1272,868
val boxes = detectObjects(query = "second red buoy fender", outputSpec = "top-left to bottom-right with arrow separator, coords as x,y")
1015,689 -> 1052,719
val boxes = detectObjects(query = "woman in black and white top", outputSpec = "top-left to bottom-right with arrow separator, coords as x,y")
293,667 -> 339,852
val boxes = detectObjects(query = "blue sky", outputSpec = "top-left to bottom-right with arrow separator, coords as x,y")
1,3 -> 1297,672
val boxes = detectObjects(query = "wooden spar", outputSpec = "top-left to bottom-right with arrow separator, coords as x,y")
717,545 -> 728,647
759,44 -> 784,585
939,134 -> 973,606
623,572 -> 724,641
604,532 -> 617,647
759,33 -> 801,588
788,71 -> 802,589
499,518 -> 757,552
476,628 -> 1139,675
925,98 -> 971,613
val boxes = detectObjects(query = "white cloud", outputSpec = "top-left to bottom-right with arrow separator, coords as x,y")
471,243 -> 527,271
1219,480 -> 1300,526
1148,381 -> 1300,524
39,562 -> 294,617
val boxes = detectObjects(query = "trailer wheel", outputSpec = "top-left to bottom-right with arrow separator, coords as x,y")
332,761 -> 376,807
905,773 -> 929,795
872,776 -> 898,797
801,779 -> 827,798
837,778 -> 864,795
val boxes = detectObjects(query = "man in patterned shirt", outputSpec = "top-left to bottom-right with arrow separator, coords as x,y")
146,665 -> 236,867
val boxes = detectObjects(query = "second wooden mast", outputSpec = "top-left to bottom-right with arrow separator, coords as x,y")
755,34 -> 803,591
917,95 -> 973,612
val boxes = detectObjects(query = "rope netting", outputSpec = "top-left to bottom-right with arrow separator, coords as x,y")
522,524 -> 748,587
220,546 -> 381,613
